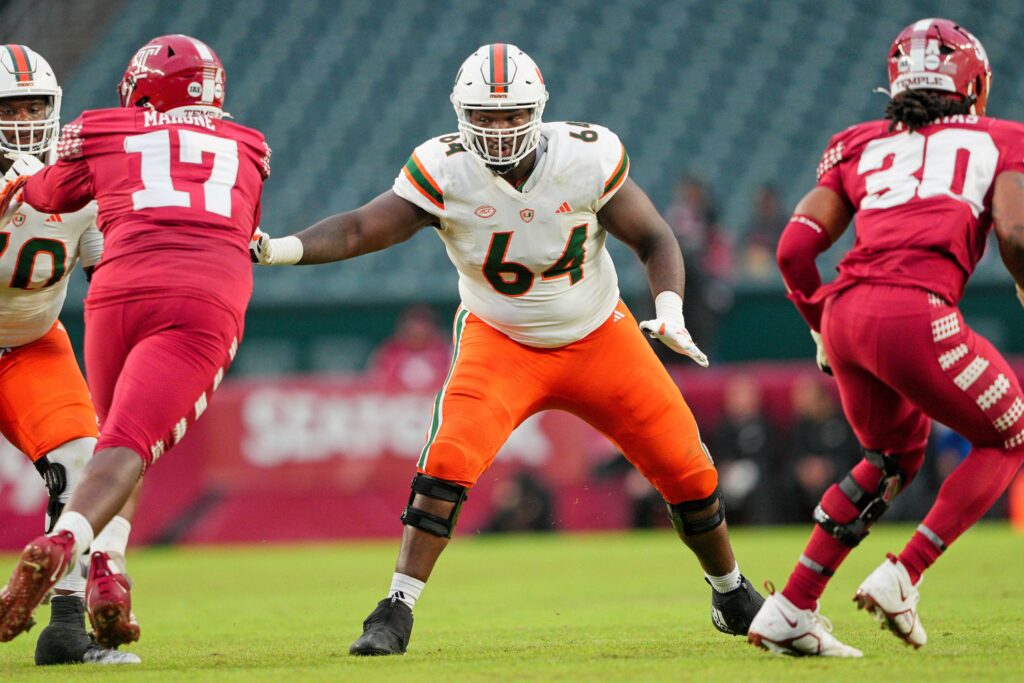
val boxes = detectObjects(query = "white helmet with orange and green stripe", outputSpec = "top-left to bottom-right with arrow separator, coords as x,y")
450,43 -> 549,169
0,45 -> 61,163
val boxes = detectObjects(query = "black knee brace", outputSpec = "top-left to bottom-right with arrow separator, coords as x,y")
400,473 -> 468,538
34,455 -> 67,534
814,448 -> 906,548
666,487 -> 725,536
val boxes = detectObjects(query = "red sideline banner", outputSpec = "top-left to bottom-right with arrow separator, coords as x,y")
0,362 -> 886,549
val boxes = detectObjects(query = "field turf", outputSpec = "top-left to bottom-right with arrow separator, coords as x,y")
0,523 -> 1020,681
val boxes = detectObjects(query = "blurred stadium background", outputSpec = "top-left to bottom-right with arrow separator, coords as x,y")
0,0 -> 1022,548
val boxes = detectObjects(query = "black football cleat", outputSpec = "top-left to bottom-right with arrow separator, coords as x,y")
709,575 -> 765,636
35,595 -> 140,665
349,596 -> 414,656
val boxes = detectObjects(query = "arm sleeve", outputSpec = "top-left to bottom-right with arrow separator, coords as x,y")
776,216 -> 832,331
21,160 -> 94,214
393,144 -> 445,219
594,128 -> 629,211
77,213 -> 104,269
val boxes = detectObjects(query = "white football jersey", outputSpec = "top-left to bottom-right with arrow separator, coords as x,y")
0,202 -> 101,347
393,122 -> 630,347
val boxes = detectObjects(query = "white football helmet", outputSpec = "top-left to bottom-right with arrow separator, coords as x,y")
450,43 -> 548,168
0,45 -> 61,163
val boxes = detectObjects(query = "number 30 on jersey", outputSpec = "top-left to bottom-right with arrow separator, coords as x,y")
858,129 -> 998,216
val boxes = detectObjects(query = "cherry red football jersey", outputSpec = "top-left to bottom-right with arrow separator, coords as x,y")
815,114 -> 1024,305
22,107 -> 271,322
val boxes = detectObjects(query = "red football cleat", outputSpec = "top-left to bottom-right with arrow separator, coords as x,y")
86,551 -> 140,648
0,531 -> 76,642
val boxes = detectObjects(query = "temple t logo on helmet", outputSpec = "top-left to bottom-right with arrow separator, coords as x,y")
450,43 -> 549,168
0,45 -> 61,163
887,18 -> 991,115
118,34 -> 227,118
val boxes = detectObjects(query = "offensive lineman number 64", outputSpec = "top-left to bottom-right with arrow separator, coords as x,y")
125,129 -> 240,217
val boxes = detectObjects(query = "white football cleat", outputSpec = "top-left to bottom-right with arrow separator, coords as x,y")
854,554 -> 926,648
747,585 -> 863,657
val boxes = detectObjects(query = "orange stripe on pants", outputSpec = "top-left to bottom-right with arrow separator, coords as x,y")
419,301 -> 718,504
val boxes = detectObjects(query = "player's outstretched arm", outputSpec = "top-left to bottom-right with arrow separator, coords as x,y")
598,178 -> 707,366
253,191 -> 435,265
992,171 -> 1024,303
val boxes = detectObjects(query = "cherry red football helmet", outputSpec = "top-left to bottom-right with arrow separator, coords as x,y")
888,18 -> 991,115
118,34 -> 226,116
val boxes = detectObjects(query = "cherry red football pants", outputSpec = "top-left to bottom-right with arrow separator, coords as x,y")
823,284 -> 1024,453
84,296 -> 241,471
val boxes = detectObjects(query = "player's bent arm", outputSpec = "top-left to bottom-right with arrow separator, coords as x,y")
598,177 -> 685,298
20,162 -> 94,214
776,186 -> 852,331
282,191 -> 435,265
992,171 -> 1024,291
598,178 -> 708,367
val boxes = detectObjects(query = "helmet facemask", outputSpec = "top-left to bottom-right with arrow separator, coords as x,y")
0,95 -> 59,160
452,100 -> 546,171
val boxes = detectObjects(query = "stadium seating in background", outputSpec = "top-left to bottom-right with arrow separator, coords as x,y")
47,0 -> 1024,309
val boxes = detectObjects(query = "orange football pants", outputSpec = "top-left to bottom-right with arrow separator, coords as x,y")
0,321 -> 98,462
417,301 -> 718,504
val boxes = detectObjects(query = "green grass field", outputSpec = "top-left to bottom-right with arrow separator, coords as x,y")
0,523 -> 1021,681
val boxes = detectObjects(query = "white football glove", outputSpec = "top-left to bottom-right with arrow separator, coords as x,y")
639,291 -> 709,367
249,227 -> 303,266
3,154 -> 44,181
810,329 -> 832,376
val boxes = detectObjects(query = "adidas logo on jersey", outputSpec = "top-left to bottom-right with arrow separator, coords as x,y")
612,311 -> 625,322
46,214 -> 62,223
555,202 -> 572,214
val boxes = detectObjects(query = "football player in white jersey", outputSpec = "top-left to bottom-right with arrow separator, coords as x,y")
253,43 -> 764,654
0,45 -> 139,665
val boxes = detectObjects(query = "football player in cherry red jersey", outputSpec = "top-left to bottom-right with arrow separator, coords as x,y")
748,19 -> 1024,656
0,34 -> 271,650
0,44 -> 140,665
253,43 -> 765,655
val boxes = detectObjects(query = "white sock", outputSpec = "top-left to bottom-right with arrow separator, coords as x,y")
706,564 -> 742,593
91,516 -> 132,573
51,511 -> 95,561
389,572 -> 426,610
52,562 -> 86,596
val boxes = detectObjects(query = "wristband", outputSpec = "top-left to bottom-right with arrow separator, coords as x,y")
270,235 -> 303,265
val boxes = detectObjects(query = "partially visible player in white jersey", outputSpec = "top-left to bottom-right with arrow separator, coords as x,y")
0,44 -> 139,665
254,43 -> 764,655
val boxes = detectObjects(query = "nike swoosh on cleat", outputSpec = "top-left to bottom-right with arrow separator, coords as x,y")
776,605 -> 799,628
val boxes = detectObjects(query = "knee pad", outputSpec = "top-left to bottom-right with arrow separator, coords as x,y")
400,474 -> 468,538
666,487 -> 725,536
814,447 -> 912,548
36,437 -> 95,533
